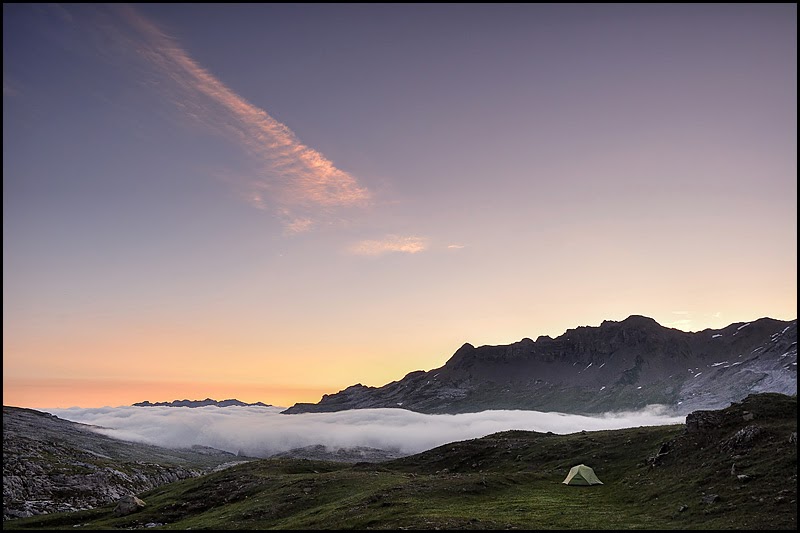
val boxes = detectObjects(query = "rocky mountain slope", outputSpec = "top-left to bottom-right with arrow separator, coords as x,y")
2,406 -> 251,520
283,315 -> 797,415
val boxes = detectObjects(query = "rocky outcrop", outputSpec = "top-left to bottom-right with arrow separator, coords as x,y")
686,411 -> 724,434
283,316 -> 797,415
2,406 -> 251,520
114,495 -> 146,517
650,393 -> 796,478
652,392 -> 796,461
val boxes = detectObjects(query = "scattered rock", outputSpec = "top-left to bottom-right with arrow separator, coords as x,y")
649,441 -> 672,466
737,474 -> 751,483
701,494 -> 720,504
722,425 -> 763,451
113,495 -> 145,517
679,504 -> 689,512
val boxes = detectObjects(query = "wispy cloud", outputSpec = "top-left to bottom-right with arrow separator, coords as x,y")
283,216 -> 315,235
112,5 -> 370,231
349,235 -> 428,256
47,405 -> 685,458
447,244 -> 465,250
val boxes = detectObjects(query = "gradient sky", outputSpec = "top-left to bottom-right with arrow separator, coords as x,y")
4,4 -> 797,409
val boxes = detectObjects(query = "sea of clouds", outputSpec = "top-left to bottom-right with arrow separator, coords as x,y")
45,405 -> 685,458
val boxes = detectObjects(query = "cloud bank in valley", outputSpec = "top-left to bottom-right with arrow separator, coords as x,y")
46,405 -> 685,458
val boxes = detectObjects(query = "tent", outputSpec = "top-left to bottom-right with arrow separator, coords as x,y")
562,464 -> 603,485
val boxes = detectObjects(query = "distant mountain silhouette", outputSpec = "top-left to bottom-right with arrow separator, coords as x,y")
283,315 -> 797,415
133,398 -> 272,408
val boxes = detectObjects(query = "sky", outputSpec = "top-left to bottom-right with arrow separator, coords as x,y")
3,4 -> 797,410
45,405 -> 685,457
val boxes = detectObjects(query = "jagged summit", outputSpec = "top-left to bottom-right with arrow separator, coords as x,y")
282,316 -> 797,416
602,314 -> 662,328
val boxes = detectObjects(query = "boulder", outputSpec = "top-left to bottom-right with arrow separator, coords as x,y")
113,495 -> 145,517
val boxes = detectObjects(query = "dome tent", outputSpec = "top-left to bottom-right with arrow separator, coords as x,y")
562,464 -> 603,485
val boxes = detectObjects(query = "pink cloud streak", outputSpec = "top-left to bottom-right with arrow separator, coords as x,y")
349,235 -> 429,256
118,6 -> 370,230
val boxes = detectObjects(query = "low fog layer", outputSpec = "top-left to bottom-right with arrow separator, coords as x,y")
46,405 -> 685,458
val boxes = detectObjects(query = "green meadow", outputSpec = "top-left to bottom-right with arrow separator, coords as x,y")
5,394 -> 796,530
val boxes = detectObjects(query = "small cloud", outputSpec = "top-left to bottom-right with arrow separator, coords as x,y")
349,235 -> 428,256
447,244 -> 465,250
245,191 -> 268,210
283,217 -> 314,235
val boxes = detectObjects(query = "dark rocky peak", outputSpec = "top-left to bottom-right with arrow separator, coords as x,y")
398,370 -> 427,383
444,339 -> 540,370
444,316 -> 683,370
592,315 -> 678,348
442,343 -> 477,369
457,342 -> 475,353
543,315 -> 672,358
719,316 -> 785,334
622,314 -> 662,326
599,315 -> 663,332
599,315 -> 668,335
320,384 -> 373,400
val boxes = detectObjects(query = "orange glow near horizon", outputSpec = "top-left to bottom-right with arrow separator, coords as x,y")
4,309 -> 796,411
2,377 -> 332,410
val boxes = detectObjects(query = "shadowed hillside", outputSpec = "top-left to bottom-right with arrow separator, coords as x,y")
2,407 -> 253,520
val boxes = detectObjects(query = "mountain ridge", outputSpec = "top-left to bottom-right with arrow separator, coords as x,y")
133,398 -> 272,408
282,315 -> 797,415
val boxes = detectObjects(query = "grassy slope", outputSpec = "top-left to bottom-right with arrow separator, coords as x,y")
5,393 -> 796,530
